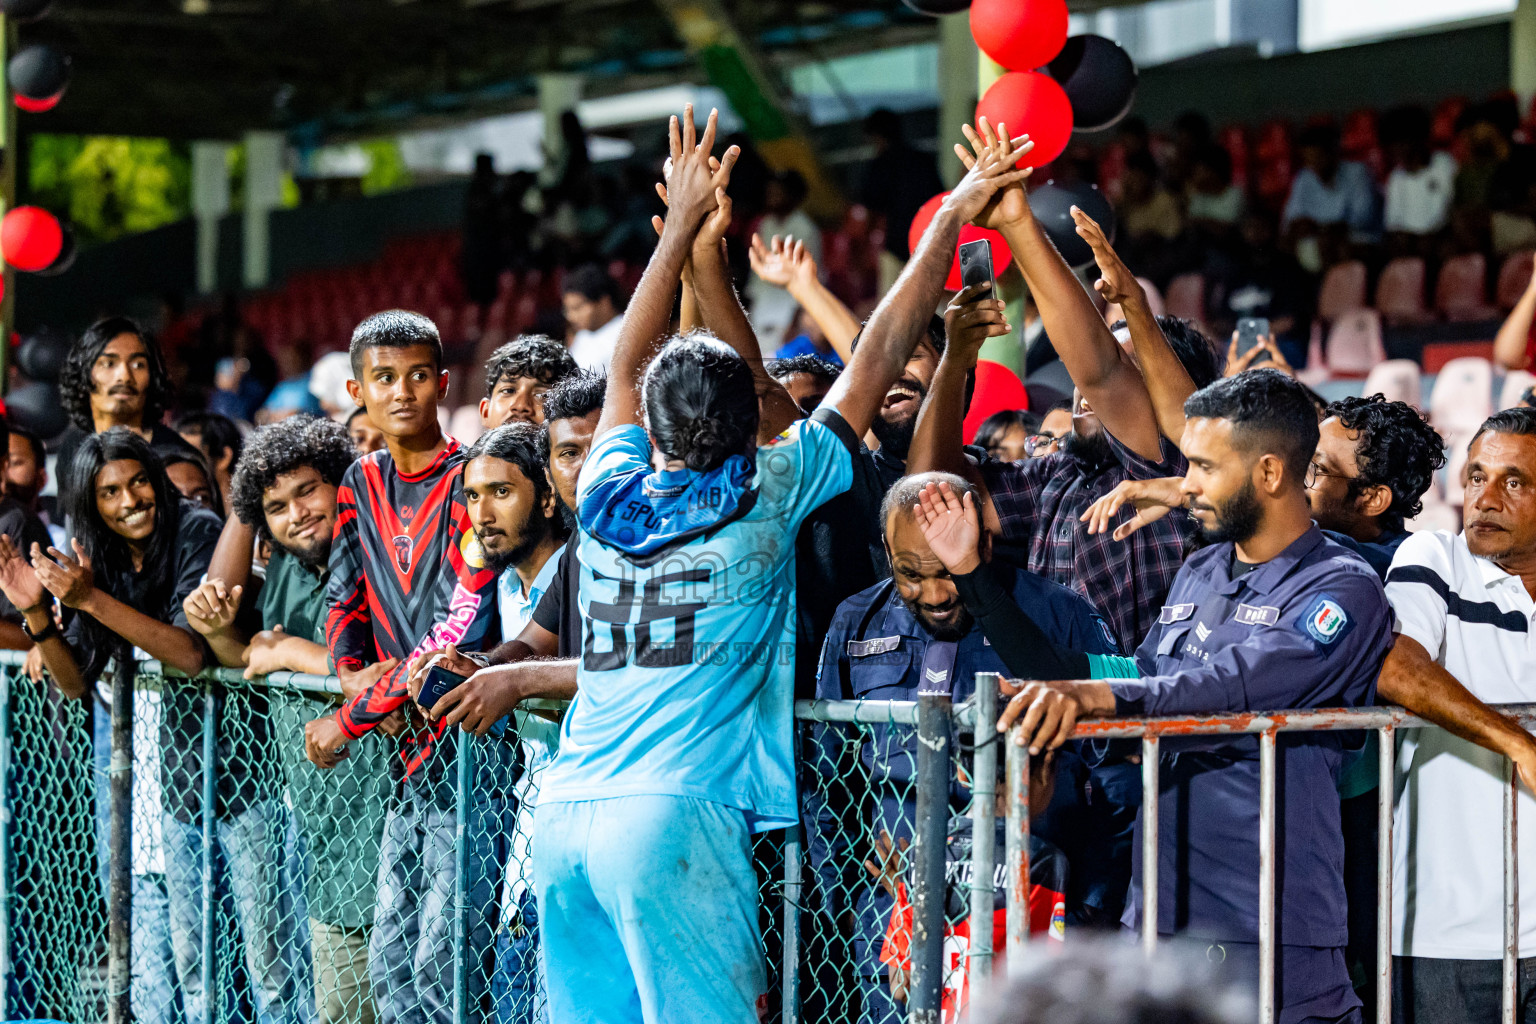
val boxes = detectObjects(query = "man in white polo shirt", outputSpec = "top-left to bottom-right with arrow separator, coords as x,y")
1380,407 -> 1536,1021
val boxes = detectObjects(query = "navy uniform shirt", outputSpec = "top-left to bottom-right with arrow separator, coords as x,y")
804,562 -> 1115,972
1112,525 -> 1392,948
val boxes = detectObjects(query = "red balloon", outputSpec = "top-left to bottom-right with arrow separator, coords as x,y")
14,91 -> 60,113
976,71 -> 1074,167
971,0 -> 1068,71
907,192 -> 1015,291
1,206 -> 62,272
963,359 -> 1030,443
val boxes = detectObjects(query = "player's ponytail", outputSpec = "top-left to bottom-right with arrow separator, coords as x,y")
642,334 -> 758,473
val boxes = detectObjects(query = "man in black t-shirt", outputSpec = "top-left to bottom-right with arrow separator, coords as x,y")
55,316 -> 202,509
0,429 -> 304,1024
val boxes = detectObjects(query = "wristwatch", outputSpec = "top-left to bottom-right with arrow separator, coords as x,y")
21,612 -> 57,644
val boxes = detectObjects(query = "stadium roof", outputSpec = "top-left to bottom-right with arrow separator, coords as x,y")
32,0 -> 1128,140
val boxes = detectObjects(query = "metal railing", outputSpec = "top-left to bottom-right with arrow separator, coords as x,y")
995,676 -> 1536,1024
5,652 -> 1528,1024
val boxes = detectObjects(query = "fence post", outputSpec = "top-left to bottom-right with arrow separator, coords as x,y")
968,674 -> 999,999
1141,736 -> 1159,957
107,657 -> 134,1024
0,663 -> 11,1021
908,691 -> 951,1023
1503,757 -> 1519,1024
1258,729 -> 1277,1024
1376,726 -> 1395,1024
781,823 -> 802,1024
452,732 -> 474,1024
202,679 -> 217,1024
1003,728 -> 1030,971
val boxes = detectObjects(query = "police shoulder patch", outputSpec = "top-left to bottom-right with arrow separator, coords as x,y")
1296,594 -> 1351,646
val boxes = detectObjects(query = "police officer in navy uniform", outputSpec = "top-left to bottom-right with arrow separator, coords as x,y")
1000,371 -> 1393,1024
803,472 -> 1118,1024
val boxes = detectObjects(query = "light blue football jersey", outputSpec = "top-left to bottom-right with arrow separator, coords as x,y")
538,409 -> 855,831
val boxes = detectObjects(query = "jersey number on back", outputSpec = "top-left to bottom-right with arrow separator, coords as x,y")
584,568 -> 711,670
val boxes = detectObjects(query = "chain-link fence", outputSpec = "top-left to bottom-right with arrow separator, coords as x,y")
0,652 -> 989,1024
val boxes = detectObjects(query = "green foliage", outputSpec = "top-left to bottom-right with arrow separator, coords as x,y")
359,138 -> 412,196
28,134 -> 192,245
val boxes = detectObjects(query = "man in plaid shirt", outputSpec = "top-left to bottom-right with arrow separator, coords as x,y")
910,130 -> 1222,654
910,120 -> 1223,928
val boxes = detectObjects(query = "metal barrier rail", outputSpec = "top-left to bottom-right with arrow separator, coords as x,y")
996,681 -> 1536,1024
18,654 -> 1523,1024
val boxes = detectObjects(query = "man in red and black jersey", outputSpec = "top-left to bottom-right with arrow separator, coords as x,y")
301,311 -> 512,1024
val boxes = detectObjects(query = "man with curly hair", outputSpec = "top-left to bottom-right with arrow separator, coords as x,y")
182,415 -> 393,1024
55,316 -> 200,506
479,335 -> 578,429
1307,395 -> 1447,575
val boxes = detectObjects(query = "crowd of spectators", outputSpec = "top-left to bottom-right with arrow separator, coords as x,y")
11,99 -> 1536,1024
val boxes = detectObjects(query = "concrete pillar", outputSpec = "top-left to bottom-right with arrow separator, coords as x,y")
537,73 -> 583,187
938,13 -> 979,186
241,131 -> 284,290
1514,0 -> 1536,108
191,142 -> 230,295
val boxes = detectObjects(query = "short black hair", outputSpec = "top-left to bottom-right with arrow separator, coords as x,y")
160,448 -> 225,519
1108,315 -> 1224,388
348,310 -> 442,378
174,411 -> 243,467
59,317 -> 173,433
1194,144 -> 1233,185
0,411 -> 11,460
1326,395 -> 1447,531
767,354 -> 841,387
484,335 -> 578,399
345,406 -> 371,429
1183,368 -> 1320,482
542,369 -> 607,424
1473,407 -> 1536,448
1297,122 -> 1341,154
880,471 -> 975,530
973,408 -> 1041,449
231,415 -> 357,540
864,107 -> 903,143
851,315 -> 948,358
8,422 -> 42,466
463,422 -> 558,528
562,264 -> 623,307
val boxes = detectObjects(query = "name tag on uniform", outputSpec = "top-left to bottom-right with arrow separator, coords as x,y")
847,636 -> 901,657
1234,604 -> 1280,626
1159,603 -> 1195,624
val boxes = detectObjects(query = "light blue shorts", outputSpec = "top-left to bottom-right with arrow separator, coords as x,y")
533,795 -> 766,1024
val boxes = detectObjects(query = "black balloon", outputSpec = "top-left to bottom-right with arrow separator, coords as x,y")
1028,181 -> 1115,268
15,325 -> 70,381
899,0 -> 971,13
1048,35 -> 1137,132
8,44 -> 69,101
35,227 -> 74,277
5,381 -> 69,439
0,0 -> 52,20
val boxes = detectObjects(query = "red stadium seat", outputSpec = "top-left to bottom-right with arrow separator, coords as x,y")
1218,125 -> 1248,191
1436,253 -> 1499,322
1322,309 -> 1386,378
1361,359 -> 1423,409
1376,258 -> 1431,325
1431,97 -> 1468,148
1317,260 -> 1367,322
1165,273 -> 1205,323
1497,250 -> 1535,309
